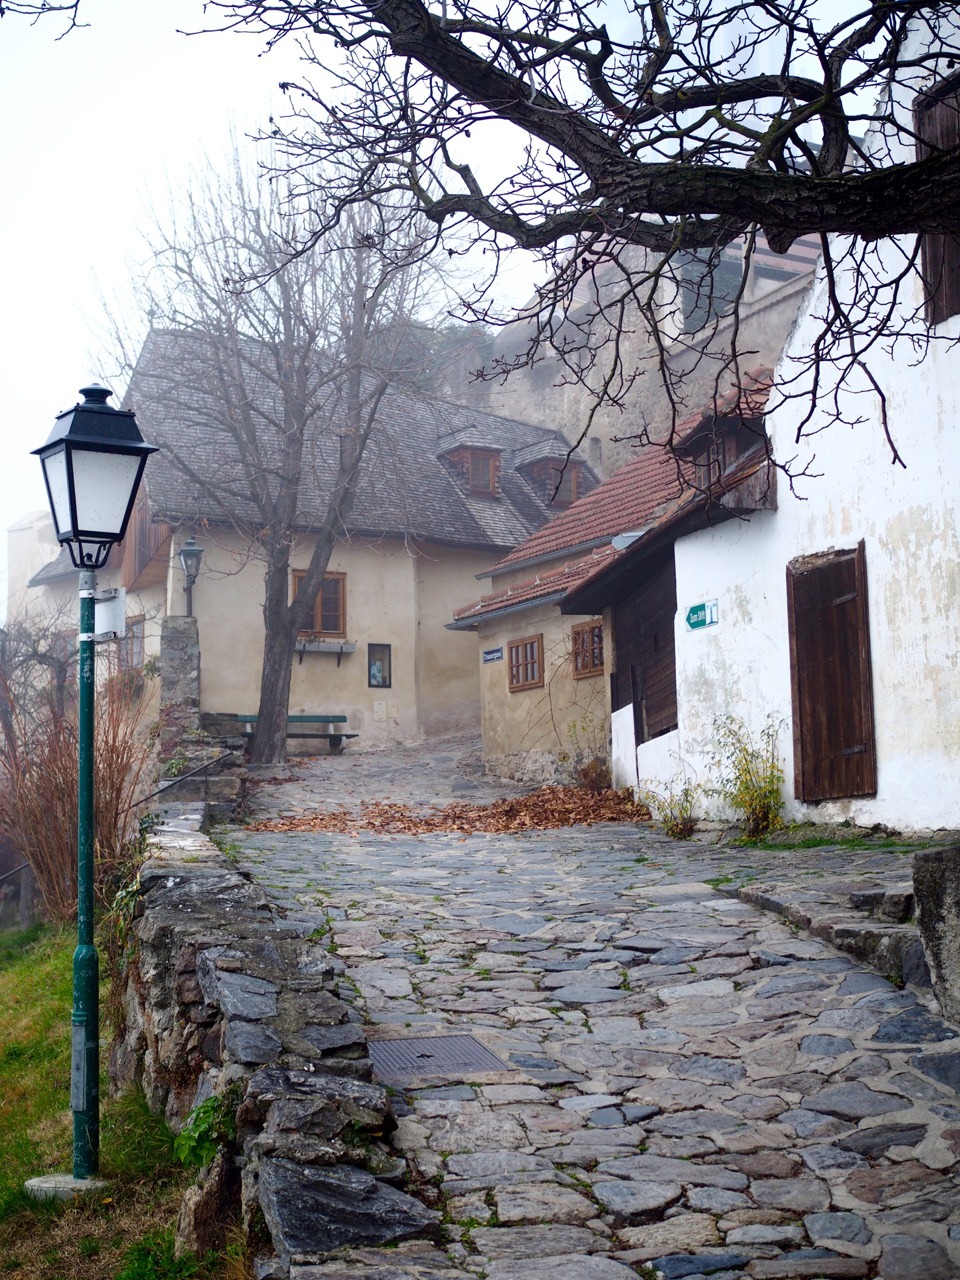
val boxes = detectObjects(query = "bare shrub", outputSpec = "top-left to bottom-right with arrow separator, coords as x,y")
0,632 -> 157,922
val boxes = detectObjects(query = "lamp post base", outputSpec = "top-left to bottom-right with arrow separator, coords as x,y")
24,1173 -> 110,1202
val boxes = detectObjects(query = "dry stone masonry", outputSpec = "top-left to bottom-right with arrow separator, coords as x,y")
110,807 -> 436,1276
157,616 -> 246,818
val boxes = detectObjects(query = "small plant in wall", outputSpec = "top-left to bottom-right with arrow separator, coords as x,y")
174,1092 -> 238,1169
641,757 -> 704,840
709,715 -> 785,838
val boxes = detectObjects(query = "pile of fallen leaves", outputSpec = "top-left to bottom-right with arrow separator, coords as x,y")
248,785 -> 651,836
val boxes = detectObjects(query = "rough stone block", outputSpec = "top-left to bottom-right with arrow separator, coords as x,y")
176,1152 -> 239,1257
914,845 -> 960,1022
257,1158 -> 439,1264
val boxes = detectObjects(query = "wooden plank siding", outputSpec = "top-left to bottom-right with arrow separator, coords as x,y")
119,490 -> 172,591
915,74 -> 960,326
613,557 -> 678,743
786,541 -> 877,803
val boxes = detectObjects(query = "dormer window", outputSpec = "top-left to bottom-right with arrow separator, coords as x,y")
551,463 -> 584,507
467,450 -> 499,495
441,444 -> 502,498
693,437 -> 725,490
687,419 -> 765,491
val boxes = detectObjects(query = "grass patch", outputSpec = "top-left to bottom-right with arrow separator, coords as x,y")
0,926 -> 239,1280
740,833 -> 922,852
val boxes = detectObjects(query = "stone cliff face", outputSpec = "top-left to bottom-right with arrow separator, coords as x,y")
110,807 -> 437,1278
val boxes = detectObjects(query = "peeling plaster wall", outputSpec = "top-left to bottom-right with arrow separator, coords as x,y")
618,17 -> 960,833
625,272 -> 960,832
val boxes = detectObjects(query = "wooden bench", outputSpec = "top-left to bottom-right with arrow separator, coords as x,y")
236,714 -> 359,754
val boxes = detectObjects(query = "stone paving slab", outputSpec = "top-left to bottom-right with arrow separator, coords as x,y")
233,739 -> 960,1280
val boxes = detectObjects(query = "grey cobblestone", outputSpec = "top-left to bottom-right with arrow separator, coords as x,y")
231,738 -> 960,1279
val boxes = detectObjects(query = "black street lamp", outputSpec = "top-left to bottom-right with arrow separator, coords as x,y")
34,384 -> 156,571
178,535 -> 204,616
31,385 -> 156,1188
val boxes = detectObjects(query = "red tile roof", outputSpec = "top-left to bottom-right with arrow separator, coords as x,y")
490,368 -> 772,576
489,447 -> 681,574
451,546 -> 622,626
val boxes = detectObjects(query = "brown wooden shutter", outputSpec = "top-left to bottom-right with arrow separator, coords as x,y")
639,561 -> 679,739
612,558 -> 678,743
786,541 -> 877,803
915,78 -> 960,325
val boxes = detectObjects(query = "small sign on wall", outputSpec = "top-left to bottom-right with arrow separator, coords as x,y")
685,599 -> 719,630
483,646 -> 504,663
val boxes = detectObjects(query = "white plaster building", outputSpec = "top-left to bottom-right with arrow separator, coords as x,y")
570,22 -> 960,831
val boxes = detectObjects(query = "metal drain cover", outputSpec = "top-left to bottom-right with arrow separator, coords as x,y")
369,1034 -> 509,1083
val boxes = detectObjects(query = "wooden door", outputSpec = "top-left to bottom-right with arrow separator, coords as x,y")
613,558 -> 678,743
786,541 -> 877,802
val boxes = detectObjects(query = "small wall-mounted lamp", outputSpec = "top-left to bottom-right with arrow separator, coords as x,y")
178,535 -> 203,617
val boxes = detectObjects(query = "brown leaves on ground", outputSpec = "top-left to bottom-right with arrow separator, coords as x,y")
248,785 -> 651,836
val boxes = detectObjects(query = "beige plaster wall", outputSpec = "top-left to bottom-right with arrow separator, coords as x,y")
188,531 -> 495,749
413,543 -> 492,737
476,601 -> 610,783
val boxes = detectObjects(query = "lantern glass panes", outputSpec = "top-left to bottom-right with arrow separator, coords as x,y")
178,537 -> 203,583
42,447 -> 72,541
34,386 -> 156,570
71,447 -> 145,538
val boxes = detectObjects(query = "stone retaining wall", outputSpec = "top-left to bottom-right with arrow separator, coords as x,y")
111,807 -> 436,1278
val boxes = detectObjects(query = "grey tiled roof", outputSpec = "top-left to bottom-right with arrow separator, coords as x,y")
513,439 -> 571,468
28,545 -> 78,587
125,329 -> 583,551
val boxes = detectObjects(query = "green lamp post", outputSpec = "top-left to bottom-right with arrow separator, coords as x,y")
32,385 -> 156,1182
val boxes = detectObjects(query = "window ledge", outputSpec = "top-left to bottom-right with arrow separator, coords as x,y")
295,639 -> 357,655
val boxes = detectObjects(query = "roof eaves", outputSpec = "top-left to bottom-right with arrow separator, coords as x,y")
447,588 -> 569,630
482,535 -> 612,580
27,550 -> 78,588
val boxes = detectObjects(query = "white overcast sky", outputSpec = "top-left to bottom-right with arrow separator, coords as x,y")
0,0 -> 863,603
0,0 -> 301,586
0,0 -> 544,605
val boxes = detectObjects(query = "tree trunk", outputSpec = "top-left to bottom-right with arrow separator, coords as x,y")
249,553 -> 298,764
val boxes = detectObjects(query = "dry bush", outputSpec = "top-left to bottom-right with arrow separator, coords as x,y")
0,641 -> 157,922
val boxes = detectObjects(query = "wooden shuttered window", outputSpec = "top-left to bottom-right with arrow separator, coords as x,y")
292,570 -> 347,637
915,77 -> 960,325
508,635 -> 543,691
572,620 -> 604,678
612,559 -> 678,743
786,541 -> 877,803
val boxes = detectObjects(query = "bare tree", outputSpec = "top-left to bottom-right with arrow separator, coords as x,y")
19,3 -> 960,460
0,0 -> 81,30
0,609 -> 156,920
192,0 -> 960,466
123,158 -> 455,763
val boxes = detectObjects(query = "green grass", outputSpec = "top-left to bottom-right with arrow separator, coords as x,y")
741,834 -> 921,852
0,926 -> 236,1280
0,925 -> 46,972
0,926 -> 75,1218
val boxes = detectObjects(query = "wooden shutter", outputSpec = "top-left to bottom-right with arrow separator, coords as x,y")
612,558 -> 678,743
915,78 -> 960,325
786,541 -> 877,802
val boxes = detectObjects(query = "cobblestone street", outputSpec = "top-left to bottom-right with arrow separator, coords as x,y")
231,740 -> 960,1280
